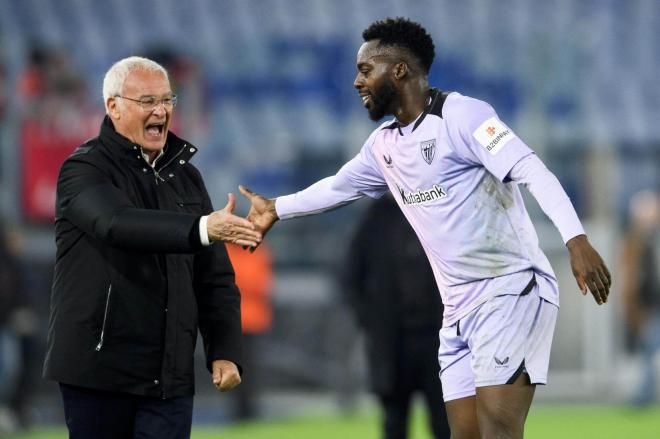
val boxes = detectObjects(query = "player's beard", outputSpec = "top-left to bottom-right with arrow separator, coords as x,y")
367,78 -> 398,121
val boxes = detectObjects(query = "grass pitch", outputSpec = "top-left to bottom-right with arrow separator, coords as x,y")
7,404 -> 660,439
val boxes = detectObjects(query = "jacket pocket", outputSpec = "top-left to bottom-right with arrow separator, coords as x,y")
176,196 -> 203,214
95,284 -> 113,351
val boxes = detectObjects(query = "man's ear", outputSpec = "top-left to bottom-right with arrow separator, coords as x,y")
393,62 -> 408,80
107,97 -> 120,120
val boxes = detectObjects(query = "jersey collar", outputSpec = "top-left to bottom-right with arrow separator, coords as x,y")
381,88 -> 449,135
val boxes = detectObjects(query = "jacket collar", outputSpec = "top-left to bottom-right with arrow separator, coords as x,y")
99,116 -> 198,170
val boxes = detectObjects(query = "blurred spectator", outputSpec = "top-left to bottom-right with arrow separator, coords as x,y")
0,56 -> 6,121
0,56 -> 6,177
0,222 -> 21,434
18,45 -> 92,123
620,190 -> 660,406
341,195 -> 450,439
0,223 -> 38,434
17,45 -> 99,222
226,242 -> 274,420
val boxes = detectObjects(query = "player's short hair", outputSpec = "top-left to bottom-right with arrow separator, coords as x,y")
362,17 -> 435,74
102,56 -> 169,113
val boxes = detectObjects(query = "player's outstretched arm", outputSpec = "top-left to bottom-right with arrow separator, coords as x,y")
239,185 -> 279,246
566,234 -> 612,305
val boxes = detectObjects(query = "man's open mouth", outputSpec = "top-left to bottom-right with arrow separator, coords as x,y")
145,123 -> 165,136
360,93 -> 372,107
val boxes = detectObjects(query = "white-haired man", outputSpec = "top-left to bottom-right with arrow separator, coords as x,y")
43,56 -> 261,439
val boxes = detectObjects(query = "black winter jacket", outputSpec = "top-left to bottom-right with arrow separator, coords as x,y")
43,117 -> 242,398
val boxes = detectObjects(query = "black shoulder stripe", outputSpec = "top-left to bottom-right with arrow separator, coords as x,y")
428,90 -> 450,119
382,120 -> 400,130
412,88 -> 450,132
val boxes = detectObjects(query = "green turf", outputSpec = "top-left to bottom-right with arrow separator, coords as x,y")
525,405 -> 660,439
7,405 -> 660,439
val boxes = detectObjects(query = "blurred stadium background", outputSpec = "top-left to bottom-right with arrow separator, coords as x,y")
0,0 -> 658,437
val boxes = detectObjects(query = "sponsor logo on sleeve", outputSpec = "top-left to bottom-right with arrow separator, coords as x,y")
383,154 -> 393,168
473,117 -> 516,155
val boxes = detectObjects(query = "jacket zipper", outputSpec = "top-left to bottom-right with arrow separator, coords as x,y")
152,143 -> 188,186
153,171 -> 165,185
95,284 -> 113,351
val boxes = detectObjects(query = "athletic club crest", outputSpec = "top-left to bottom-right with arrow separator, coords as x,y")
420,139 -> 436,164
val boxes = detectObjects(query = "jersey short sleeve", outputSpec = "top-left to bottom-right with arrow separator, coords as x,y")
445,95 -> 533,182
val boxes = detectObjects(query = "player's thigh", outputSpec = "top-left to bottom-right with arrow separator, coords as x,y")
439,329 -> 477,439
445,396 -> 479,439
475,372 -> 535,436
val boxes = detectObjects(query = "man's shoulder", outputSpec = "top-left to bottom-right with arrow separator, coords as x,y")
58,136 -> 118,178
441,92 -> 497,137
362,119 -> 398,145
443,92 -> 493,119
66,137 -> 104,162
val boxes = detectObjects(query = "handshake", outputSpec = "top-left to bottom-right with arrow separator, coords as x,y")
206,185 -> 277,249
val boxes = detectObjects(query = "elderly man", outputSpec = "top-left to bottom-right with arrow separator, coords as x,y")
43,56 -> 261,439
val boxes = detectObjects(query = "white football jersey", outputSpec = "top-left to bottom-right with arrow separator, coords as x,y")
277,90 -> 560,325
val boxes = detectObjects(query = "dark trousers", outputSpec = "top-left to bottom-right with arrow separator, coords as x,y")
378,332 -> 450,439
59,384 -> 193,439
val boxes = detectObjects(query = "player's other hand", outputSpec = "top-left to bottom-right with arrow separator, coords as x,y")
566,234 -> 612,305
206,193 -> 262,247
212,359 -> 241,392
238,185 -> 279,251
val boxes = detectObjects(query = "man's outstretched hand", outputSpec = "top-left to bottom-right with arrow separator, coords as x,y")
566,234 -> 612,305
239,185 -> 279,251
206,193 -> 262,247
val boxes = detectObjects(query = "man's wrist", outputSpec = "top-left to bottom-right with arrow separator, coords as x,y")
199,215 -> 211,246
271,198 -> 281,220
566,233 -> 587,250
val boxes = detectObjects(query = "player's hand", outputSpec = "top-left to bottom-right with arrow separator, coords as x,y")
566,234 -> 612,305
206,193 -> 262,247
212,359 -> 241,391
239,185 -> 279,251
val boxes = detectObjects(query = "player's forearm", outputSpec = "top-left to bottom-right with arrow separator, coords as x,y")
275,175 -> 364,220
509,154 -> 585,243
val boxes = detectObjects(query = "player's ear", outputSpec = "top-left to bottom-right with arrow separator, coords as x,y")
393,62 -> 408,80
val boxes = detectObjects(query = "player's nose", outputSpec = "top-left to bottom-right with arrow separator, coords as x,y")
353,74 -> 363,89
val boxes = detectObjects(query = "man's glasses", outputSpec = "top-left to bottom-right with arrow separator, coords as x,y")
116,94 -> 178,111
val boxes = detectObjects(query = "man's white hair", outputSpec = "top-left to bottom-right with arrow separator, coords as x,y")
102,56 -> 169,113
